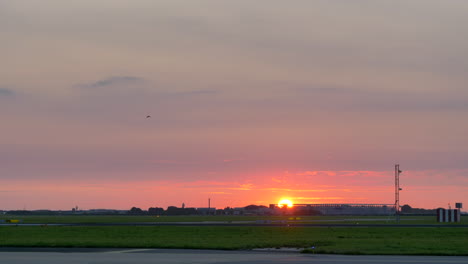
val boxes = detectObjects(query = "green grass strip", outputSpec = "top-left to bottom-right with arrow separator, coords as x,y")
1,226 -> 468,255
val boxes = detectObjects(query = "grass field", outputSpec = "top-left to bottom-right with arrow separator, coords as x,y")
1,225 -> 467,255
1,215 -> 466,225
1,215 -> 467,255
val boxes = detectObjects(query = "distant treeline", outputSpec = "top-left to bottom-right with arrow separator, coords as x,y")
2,210 -> 122,216
3,204 -> 447,216
1,205 -> 264,216
114,204 -> 320,216
1,204 -> 323,216
400,204 -> 437,215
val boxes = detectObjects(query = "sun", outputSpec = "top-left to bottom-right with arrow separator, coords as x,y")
278,199 -> 293,208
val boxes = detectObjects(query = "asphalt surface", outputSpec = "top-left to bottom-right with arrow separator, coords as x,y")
1,248 -> 468,264
2,222 -> 468,227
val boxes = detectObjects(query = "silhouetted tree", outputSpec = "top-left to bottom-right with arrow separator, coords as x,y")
400,204 -> 436,215
401,204 -> 412,213
148,207 -> 164,215
129,207 -> 144,215
244,205 -> 267,210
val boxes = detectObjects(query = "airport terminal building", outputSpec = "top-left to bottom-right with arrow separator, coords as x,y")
269,203 -> 395,215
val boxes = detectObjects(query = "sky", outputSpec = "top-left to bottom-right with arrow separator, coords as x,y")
1,0 -> 468,210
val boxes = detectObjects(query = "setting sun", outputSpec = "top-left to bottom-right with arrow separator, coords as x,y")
278,199 -> 294,208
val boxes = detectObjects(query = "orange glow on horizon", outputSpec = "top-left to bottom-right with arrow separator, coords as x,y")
278,199 -> 293,208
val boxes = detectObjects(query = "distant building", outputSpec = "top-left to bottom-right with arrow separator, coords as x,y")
87,209 -> 124,215
232,207 -> 245,215
197,207 -> 216,215
270,203 -> 395,215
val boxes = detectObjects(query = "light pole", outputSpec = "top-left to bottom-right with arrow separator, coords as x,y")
395,164 -> 402,222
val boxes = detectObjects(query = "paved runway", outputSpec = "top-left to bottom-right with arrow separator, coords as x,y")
1,248 -> 467,264
2,223 -> 468,227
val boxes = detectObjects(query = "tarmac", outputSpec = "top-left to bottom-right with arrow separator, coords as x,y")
2,222 -> 468,227
1,248 -> 468,264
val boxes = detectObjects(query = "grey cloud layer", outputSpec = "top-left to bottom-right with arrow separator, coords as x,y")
5,0 -> 468,78
77,76 -> 144,89
2,1 -> 468,184
292,86 -> 468,112
0,88 -> 14,96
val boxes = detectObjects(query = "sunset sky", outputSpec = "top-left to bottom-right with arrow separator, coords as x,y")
1,1 -> 468,210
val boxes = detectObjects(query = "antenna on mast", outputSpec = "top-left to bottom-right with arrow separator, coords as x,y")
208,198 -> 211,215
395,164 -> 402,223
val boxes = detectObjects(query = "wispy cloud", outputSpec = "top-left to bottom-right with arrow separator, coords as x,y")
271,178 -> 285,183
261,187 -> 338,192
296,170 -> 388,178
293,196 -> 343,201
151,159 -> 199,165
77,76 -> 144,89
293,85 -> 468,112
293,85 -> 360,94
223,158 -> 244,163
202,191 -> 231,195
171,90 -> 218,96
0,87 -> 14,96
228,183 -> 254,191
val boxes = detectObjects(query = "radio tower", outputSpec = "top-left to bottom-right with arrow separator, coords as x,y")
395,164 -> 402,222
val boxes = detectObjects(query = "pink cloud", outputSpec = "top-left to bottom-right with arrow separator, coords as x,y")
0,169 -> 466,210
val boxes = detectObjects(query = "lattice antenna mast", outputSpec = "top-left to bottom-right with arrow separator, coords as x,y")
395,164 -> 402,217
